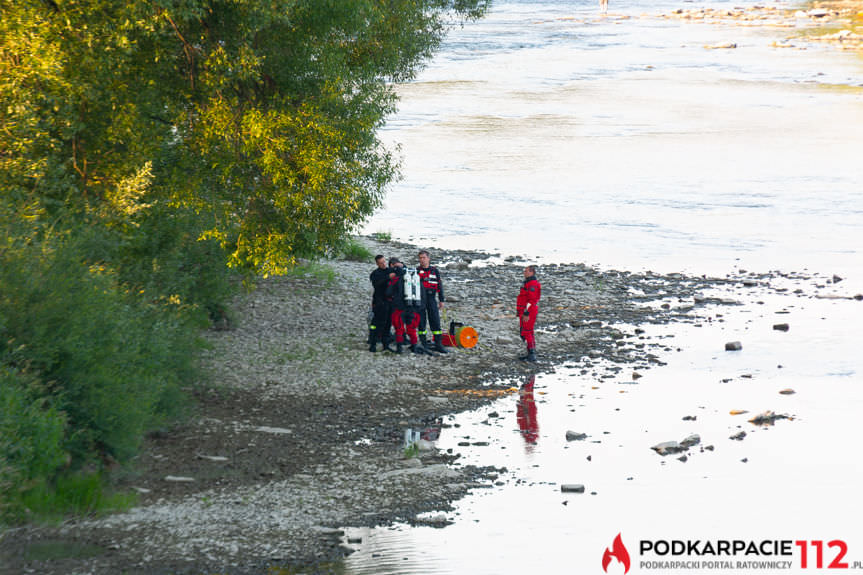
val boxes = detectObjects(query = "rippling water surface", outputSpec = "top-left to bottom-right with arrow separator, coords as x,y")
364,0 -> 863,278
350,1 -> 863,573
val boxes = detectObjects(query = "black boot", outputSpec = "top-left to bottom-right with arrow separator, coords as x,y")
396,342 -> 404,354
526,349 -> 537,363
419,333 -> 429,348
382,338 -> 395,353
368,329 -> 377,352
411,342 -> 434,356
433,334 -> 449,354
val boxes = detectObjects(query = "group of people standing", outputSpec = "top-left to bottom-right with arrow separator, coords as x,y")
368,250 -> 542,363
368,250 -> 449,355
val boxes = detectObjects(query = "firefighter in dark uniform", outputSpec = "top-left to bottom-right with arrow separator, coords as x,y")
386,258 -> 432,355
416,249 -> 449,354
517,265 -> 541,362
368,254 -> 393,352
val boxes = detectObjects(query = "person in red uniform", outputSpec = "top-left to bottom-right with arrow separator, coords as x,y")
386,258 -> 431,355
516,265 -> 541,362
416,249 -> 448,354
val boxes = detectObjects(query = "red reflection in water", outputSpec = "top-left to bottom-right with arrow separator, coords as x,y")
516,374 -> 539,447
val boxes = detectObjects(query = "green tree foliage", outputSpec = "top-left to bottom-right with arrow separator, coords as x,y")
0,0 -> 489,273
0,0 -> 488,519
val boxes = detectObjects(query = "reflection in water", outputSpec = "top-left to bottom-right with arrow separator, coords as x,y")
516,374 -> 539,449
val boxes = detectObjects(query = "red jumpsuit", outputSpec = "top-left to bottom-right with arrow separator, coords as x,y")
517,274 -> 541,350
387,268 -> 422,345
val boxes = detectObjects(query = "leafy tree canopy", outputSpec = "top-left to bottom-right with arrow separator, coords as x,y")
0,0 -> 489,275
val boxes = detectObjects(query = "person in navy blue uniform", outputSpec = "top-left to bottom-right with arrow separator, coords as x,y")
416,249 -> 449,354
368,254 -> 393,352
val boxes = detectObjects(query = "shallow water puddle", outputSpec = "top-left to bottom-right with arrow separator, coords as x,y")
341,283 -> 863,574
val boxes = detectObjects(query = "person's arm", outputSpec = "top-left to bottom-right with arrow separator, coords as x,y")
436,267 -> 445,308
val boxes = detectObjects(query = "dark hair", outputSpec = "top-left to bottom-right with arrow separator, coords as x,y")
526,265 -> 537,274
388,257 -> 400,266
418,249 -> 430,258
375,254 -> 384,262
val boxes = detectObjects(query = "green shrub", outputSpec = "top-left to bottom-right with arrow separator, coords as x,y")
0,368 -> 68,520
15,471 -> 137,522
338,238 -> 373,262
0,233 -> 196,469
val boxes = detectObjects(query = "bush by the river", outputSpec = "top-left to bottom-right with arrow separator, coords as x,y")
0,226 -> 222,521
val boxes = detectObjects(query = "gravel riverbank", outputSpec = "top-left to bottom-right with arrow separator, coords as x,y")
1,236 -> 856,574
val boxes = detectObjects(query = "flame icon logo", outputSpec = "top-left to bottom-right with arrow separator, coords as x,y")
602,533 -> 631,574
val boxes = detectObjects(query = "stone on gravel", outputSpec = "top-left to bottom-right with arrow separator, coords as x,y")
773,323 -> 790,332
725,341 -> 743,351
197,455 -> 229,462
748,410 -> 789,425
680,434 -> 701,448
254,426 -> 292,435
565,431 -> 588,441
651,441 -> 684,455
730,431 -> 747,441
164,476 -> 195,482
561,484 -> 585,493
397,375 -> 423,385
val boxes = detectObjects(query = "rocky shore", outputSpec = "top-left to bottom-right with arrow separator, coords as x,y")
657,0 -> 863,52
1,236 -> 858,575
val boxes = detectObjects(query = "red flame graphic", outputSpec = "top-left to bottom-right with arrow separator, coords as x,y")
602,533 -> 631,574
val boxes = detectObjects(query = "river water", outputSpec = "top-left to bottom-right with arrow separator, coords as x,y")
351,1 -> 863,574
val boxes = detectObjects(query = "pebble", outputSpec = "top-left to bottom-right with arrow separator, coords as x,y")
566,431 -> 588,441
725,341 -> 743,351
651,441 -> 684,455
773,323 -> 790,331
561,484 -> 585,493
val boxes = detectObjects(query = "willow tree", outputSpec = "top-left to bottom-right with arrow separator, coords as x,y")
0,0 -> 490,274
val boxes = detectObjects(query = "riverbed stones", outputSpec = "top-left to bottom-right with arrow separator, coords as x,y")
10,235 -> 835,574
651,441 -> 684,455
652,433 -> 700,456
566,431 -> 588,441
748,410 -> 789,425
561,484 -> 585,493
680,434 -> 701,448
